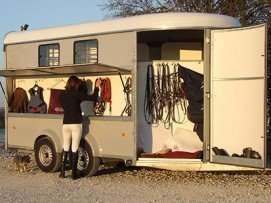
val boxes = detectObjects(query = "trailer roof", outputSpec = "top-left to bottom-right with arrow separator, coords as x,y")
4,12 -> 240,45
0,63 -> 130,78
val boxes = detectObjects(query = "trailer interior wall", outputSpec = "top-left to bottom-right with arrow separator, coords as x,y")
137,62 -> 203,153
136,30 -> 204,156
13,75 -> 130,116
137,30 -> 203,62
5,31 -> 136,70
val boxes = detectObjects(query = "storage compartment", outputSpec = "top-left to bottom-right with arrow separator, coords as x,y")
136,30 -> 204,160
10,74 -> 131,117
6,69 -> 134,159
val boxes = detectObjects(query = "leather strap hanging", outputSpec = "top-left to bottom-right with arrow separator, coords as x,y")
144,63 -> 187,128
100,77 -> 112,112
94,77 -> 112,115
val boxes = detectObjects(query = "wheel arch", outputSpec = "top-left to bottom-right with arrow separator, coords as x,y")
82,136 -> 99,157
34,129 -> 62,154
79,137 -> 101,177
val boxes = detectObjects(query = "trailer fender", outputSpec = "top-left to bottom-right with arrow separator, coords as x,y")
35,129 -> 62,153
83,135 -> 99,157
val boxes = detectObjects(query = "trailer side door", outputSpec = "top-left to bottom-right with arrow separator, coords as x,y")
209,24 -> 267,168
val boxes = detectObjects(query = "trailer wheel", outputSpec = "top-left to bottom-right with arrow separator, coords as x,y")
77,141 -> 100,177
34,137 -> 61,172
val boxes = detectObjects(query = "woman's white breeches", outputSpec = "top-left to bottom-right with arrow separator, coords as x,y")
62,124 -> 82,152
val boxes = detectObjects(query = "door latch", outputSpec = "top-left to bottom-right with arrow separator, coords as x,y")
205,91 -> 211,99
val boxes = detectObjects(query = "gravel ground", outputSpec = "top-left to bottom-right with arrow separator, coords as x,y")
1,145 -> 271,203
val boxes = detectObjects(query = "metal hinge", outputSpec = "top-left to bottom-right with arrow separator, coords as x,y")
205,91 -> 211,99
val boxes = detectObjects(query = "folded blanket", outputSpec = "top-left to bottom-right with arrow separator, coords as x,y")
141,150 -> 203,159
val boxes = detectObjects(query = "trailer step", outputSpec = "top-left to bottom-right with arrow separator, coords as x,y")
136,158 -> 262,171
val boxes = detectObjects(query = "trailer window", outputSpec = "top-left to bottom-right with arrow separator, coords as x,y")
74,40 -> 98,64
39,44 -> 60,67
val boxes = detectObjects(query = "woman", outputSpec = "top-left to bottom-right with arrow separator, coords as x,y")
59,75 -> 101,179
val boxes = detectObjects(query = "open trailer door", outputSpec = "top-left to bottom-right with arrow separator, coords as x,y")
209,24 -> 267,168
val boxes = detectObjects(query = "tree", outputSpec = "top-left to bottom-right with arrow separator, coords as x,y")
101,0 -> 160,17
101,0 -> 218,16
219,0 -> 270,26
102,0 -> 270,26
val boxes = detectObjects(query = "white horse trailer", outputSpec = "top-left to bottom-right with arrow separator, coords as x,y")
0,13 -> 268,175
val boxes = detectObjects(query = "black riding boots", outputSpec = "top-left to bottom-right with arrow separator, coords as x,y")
71,151 -> 79,180
59,150 -> 68,178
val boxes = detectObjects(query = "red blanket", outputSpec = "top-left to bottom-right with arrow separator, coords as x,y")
141,150 -> 203,159
48,89 -> 64,114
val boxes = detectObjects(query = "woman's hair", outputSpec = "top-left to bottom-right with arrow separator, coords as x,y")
65,76 -> 81,91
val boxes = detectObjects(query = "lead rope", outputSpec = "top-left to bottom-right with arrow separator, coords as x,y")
0,81 -> 7,103
119,73 -> 132,116
144,64 -> 155,124
172,63 -> 187,124
162,63 -> 172,129
144,63 -> 187,128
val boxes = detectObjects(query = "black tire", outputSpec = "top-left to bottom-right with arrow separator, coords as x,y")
77,140 -> 100,177
34,137 -> 61,172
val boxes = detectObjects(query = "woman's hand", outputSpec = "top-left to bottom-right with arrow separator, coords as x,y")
95,78 -> 102,88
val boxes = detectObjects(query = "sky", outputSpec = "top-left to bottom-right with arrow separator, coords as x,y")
0,0 -> 106,67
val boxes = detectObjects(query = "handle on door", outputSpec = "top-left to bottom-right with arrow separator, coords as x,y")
205,91 -> 211,99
